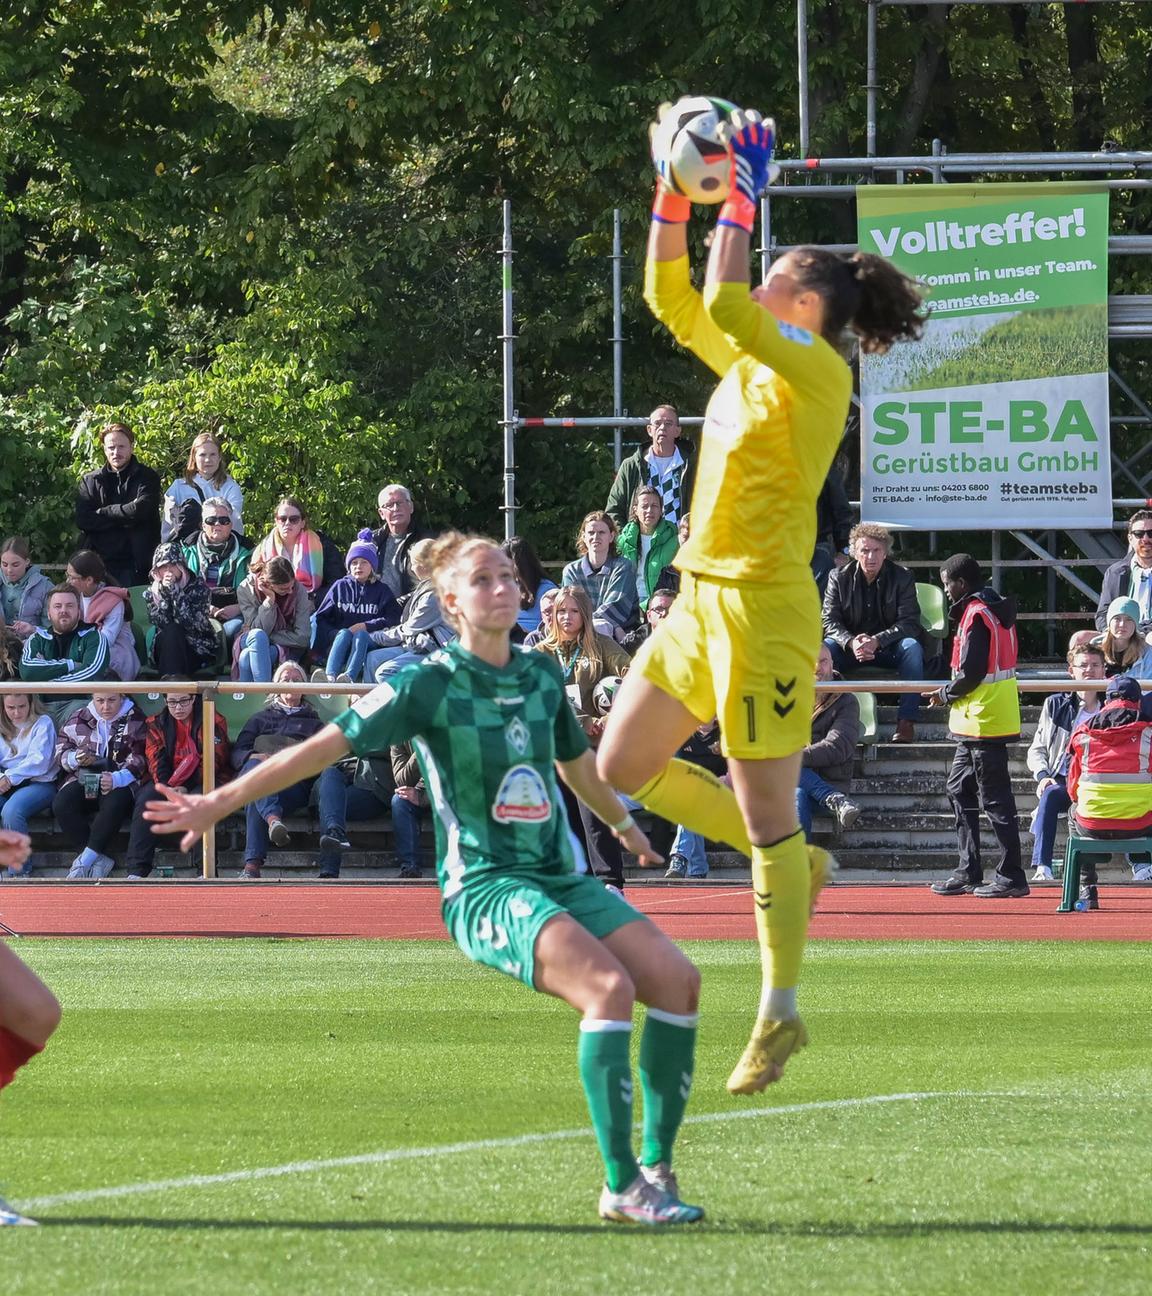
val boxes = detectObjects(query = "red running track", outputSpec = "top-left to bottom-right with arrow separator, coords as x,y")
1,882 -> 1149,940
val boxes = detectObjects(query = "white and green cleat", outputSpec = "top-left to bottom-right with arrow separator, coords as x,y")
0,1196 -> 38,1226
599,1173 -> 704,1226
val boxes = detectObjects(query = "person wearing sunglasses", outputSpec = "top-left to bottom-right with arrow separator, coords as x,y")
252,496 -> 324,597
1095,509 -> 1152,643
182,498 -> 252,643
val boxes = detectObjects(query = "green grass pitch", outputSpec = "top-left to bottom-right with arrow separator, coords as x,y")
4,938 -> 1151,1295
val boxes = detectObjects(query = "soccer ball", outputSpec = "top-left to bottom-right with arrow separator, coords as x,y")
651,95 -> 737,204
593,675 -> 625,715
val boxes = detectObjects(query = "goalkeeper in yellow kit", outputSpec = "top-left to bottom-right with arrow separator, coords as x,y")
599,108 -> 923,1094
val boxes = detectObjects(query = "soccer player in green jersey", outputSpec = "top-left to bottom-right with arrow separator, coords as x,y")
146,533 -> 706,1227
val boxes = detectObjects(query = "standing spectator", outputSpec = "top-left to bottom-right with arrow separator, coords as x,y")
233,557 -> 311,682
616,485 -> 679,614
605,404 -> 696,529
621,586 -> 676,657
231,662 -> 349,879
521,586 -> 560,650
811,464 -> 855,596
20,585 -> 110,724
0,538 -> 52,643
161,433 -> 245,543
1027,643 -> 1104,882
252,497 -> 325,598
125,689 -> 230,878
53,690 -> 148,878
390,741 -> 427,878
561,511 -> 638,643
1095,597 -> 1152,678
363,540 -> 455,682
0,694 -> 58,877
312,529 -> 399,684
75,422 -> 162,586
822,522 -> 925,743
1094,508 -> 1152,636
143,542 -> 216,677
796,645 -> 862,841
182,497 -> 252,643
65,550 -> 140,682
371,483 -> 432,602
927,554 -> 1026,899
502,536 -> 558,642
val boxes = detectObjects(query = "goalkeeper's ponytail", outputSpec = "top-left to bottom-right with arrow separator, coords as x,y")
788,246 -> 926,355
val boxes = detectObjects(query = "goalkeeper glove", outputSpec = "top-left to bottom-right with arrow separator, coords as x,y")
718,109 -> 779,234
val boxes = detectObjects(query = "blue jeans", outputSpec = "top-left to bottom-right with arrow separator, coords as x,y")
244,761 -> 347,870
826,636 -> 924,721
796,766 -> 841,842
0,781 -> 56,835
220,615 -> 243,643
366,646 -> 423,682
236,629 -> 273,682
1030,775 -> 1071,868
391,792 -> 424,871
327,629 -> 372,681
670,825 -> 708,877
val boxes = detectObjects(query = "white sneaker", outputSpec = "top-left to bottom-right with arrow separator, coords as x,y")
1132,864 -> 1152,883
826,793 -> 861,831
90,853 -> 116,879
1031,864 -> 1054,882
66,856 -> 92,879
0,1197 -> 37,1226
598,1173 -> 704,1225
640,1162 -> 680,1197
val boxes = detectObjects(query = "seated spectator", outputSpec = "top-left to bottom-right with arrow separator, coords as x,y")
312,529 -> 399,684
390,742 -> 427,878
231,661 -> 349,879
536,585 -> 632,891
811,464 -> 854,597
20,585 -> 110,725
162,433 -> 245,543
1027,643 -> 1104,882
1068,628 -> 1099,655
654,513 -> 690,597
363,540 -> 455,682
560,511 -> 638,643
1094,509 -> 1152,638
616,485 -> 679,614
1095,598 -> 1152,678
233,556 -> 311,682
53,689 -> 148,878
605,404 -> 696,530
252,497 -> 325,598
65,550 -> 140,682
125,688 -> 230,879
0,537 -> 52,643
621,586 -> 676,657
1066,674 -> 1152,909
0,693 -> 58,877
823,522 -> 924,744
143,542 -> 216,677
182,497 -> 252,642
75,422 -> 162,586
371,483 -> 433,603
796,644 -> 862,841
521,586 -> 560,650
0,612 -> 21,679
662,718 -> 726,880
502,536 -> 558,643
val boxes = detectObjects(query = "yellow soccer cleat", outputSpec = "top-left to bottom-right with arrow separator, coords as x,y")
807,845 -> 838,916
726,1017 -> 809,1095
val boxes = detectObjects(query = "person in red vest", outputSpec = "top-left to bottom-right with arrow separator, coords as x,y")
925,553 -> 1026,898
1065,674 -> 1152,911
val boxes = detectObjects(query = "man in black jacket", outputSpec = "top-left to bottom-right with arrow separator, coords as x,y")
822,523 -> 925,744
75,423 -> 162,586
1094,508 -> 1152,637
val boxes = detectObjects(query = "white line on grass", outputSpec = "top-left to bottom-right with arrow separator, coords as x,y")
23,1090 -> 1002,1211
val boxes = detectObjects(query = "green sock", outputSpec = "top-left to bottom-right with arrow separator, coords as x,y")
578,1021 -> 638,1192
638,1009 -> 698,1167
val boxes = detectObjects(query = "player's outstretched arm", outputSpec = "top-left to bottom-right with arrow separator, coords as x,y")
705,109 -> 777,291
648,103 -> 691,265
144,724 -> 352,853
0,829 -> 31,872
556,749 -> 664,867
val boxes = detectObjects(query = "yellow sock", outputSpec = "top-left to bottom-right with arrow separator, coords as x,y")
633,759 -> 752,855
751,829 -> 811,1019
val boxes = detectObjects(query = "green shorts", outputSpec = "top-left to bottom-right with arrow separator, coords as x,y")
444,870 -> 646,989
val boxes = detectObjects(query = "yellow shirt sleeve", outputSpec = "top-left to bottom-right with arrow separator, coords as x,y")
644,255 -> 740,379
703,280 -> 847,397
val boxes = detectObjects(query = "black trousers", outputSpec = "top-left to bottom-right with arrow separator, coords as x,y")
151,624 -> 211,676
125,780 -> 204,876
559,779 -> 625,889
53,781 -> 137,855
945,740 -> 1023,885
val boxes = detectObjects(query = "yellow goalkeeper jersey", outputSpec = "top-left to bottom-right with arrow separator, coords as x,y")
644,254 -> 853,586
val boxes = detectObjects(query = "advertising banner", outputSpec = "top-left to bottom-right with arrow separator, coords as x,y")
856,182 -> 1112,529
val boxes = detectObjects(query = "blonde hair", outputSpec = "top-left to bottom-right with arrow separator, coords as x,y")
273,660 -> 306,685
427,531 -> 504,629
1100,625 -> 1141,671
408,538 -> 438,581
0,692 -> 45,745
539,585 -> 605,671
184,433 -> 229,488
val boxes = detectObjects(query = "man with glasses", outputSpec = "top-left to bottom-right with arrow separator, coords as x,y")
124,688 -> 230,878
369,483 -> 432,604
605,404 -> 697,531
182,497 -> 253,643
1095,509 -> 1152,640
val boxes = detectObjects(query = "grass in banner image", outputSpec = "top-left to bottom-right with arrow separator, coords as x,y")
866,302 -> 1109,392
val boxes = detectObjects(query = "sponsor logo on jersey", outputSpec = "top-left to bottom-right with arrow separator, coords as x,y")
505,716 -> 531,755
351,682 -> 395,718
492,695 -> 525,706
778,321 -> 814,345
509,898 -> 534,919
491,764 -> 551,824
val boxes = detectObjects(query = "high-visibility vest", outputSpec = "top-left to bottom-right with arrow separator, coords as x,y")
1068,710 -> 1152,832
948,597 -> 1020,740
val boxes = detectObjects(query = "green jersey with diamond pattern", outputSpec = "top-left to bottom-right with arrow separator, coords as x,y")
333,642 -> 590,899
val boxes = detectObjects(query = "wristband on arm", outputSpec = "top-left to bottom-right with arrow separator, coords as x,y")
652,181 -> 691,225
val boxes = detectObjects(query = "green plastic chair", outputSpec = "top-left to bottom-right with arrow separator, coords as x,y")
214,689 -> 270,741
915,582 -> 947,639
854,690 -> 878,745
